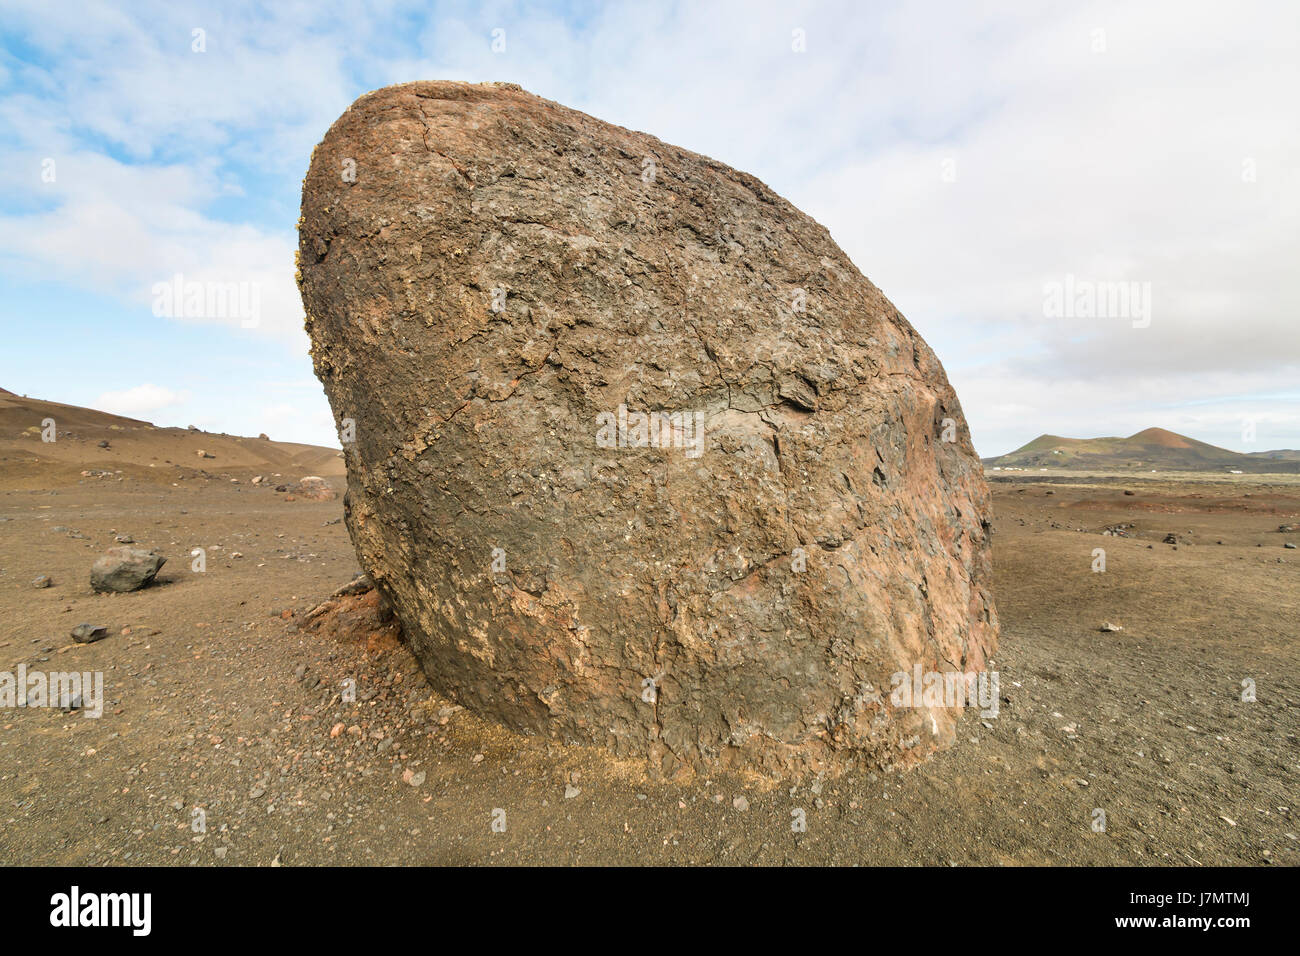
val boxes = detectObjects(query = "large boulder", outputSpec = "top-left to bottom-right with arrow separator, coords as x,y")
91,547 -> 165,593
298,81 -> 998,777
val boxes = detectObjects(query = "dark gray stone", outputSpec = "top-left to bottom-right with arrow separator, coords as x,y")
71,623 -> 108,644
90,547 -> 165,593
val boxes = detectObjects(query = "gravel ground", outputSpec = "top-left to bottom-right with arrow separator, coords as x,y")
1,473 -> 1296,865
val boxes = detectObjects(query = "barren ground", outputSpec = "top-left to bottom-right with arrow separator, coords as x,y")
1,463 -> 1297,866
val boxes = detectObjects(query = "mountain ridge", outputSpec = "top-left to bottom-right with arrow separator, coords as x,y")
0,388 -> 346,487
985,428 -> 1300,473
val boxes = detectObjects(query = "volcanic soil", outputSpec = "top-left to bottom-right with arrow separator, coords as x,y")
1,414 -> 1296,865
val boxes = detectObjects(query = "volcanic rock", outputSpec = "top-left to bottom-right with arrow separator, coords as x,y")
291,476 -> 337,501
71,623 -> 108,644
297,81 -> 998,777
91,547 -> 165,593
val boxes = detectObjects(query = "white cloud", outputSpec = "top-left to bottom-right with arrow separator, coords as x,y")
97,383 -> 191,419
368,0 -> 1300,455
3,0 -> 1297,457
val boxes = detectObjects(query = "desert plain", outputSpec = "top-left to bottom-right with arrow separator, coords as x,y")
0,388 -> 1296,866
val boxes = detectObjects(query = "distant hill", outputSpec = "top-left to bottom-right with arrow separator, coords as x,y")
0,387 -> 345,486
984,427 -> 1300,474
1245,448 -> 1300,462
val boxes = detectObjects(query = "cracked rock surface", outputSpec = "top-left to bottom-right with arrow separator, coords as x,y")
297,81 -> 998,778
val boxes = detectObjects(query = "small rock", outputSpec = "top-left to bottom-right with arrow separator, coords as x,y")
71,623 -> 108,644
564,784 -> 581,799
732,795 -> 749,811
90,547 -> 165,593
291,476 -> 337,501
32,575 -> 52,589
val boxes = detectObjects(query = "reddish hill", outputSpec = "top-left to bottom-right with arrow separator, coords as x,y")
1127,427 -> 1195,449
0,389 -> 345,488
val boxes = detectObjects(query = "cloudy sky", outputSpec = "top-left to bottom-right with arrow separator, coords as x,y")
1,0 -> 1296,455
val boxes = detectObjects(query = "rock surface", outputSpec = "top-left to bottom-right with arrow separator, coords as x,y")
71,623 -> 108,644
298,81 -> 998,777
91,546 -> 165,593
291,476 -> 337,501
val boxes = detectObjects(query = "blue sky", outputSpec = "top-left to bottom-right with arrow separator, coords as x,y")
1,0 -> 1297,455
